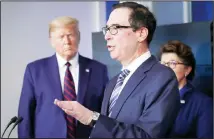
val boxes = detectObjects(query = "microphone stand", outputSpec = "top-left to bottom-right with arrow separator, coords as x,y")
1,116 -> 17,138
7,117 -> 23,138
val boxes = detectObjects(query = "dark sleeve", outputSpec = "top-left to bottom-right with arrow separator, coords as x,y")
18,64 -> 36,138
103,65 -> 109,88
90,75 -> 180,138
197,97 -> 213,138
98,65 -> 109,110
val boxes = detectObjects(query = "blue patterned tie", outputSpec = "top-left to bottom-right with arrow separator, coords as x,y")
108,69 -> 130,116
63,62 -> 76,138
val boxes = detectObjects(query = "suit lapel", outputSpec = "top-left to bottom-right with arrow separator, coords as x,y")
46,54 -> 63,100
77,55 -> 90,104
110,56 -> 157,118
101,76 -> 118,115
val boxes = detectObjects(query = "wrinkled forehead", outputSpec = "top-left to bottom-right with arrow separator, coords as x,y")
107,8 -> 132,26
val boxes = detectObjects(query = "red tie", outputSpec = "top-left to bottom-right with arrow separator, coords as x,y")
63,62 -> 76,138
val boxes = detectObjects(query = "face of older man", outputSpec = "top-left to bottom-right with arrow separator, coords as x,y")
50,24 -> 80,61
104,8 -> 140,65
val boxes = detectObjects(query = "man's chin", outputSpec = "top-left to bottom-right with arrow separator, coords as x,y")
63,53 -> 77,60
66,51 -> 77,56
110,54 -> 119,61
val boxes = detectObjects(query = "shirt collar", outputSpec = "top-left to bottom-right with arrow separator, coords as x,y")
179,81 -> 194,99
56,52 -> 79,68
122,51 -> 151,72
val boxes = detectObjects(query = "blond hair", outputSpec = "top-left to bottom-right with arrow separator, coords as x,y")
49,16 -> 79,35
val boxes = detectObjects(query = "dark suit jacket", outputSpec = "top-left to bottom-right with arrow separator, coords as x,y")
170,81 -> 213,138
18,54 -> 109,138
90,55 -> 180,138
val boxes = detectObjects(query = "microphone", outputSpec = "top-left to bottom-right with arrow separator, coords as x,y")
7,117 -> 23,138
1,116 -> 18,138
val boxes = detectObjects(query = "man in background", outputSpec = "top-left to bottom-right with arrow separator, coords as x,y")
55,2 -> 180,138
18,16 -> 109,138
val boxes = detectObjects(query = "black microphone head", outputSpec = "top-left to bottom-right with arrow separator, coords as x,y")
17,117 -> 23,123
11,116 -> 18,123
14,117 -> 23,125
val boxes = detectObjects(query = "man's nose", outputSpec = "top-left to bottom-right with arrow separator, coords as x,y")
104,30 -> 112,41
63,35 -> 70,44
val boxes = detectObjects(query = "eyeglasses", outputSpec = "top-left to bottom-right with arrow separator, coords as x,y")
160,60 -> 186,69
102,25 -> 132,35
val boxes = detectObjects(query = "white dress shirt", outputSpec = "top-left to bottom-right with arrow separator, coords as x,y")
118,51 -> 151,96
56,53 -> 79,94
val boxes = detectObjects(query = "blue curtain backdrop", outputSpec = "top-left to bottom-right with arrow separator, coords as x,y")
106,1 -> 119,22
106,1 -> 213,22
192,1 -> 213,22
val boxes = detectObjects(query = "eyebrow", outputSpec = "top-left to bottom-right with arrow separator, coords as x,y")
105,23 -> 121,28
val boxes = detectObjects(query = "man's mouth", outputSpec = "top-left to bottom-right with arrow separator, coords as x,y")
106,45 -> 115,49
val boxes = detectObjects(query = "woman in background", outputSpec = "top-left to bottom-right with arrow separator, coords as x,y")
159,40 -> 213,138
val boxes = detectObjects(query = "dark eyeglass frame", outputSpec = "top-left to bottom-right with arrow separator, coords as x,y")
102,25 -> 132,35
160,60 -> 186,69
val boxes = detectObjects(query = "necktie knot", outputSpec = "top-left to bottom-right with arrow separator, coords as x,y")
119,69 -> 130,80
65,62 -> 71,67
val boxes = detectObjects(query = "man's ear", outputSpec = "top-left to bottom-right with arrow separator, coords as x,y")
49,37 -> 55,48
136,27 -> 148,42
78,31 -> 81,44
